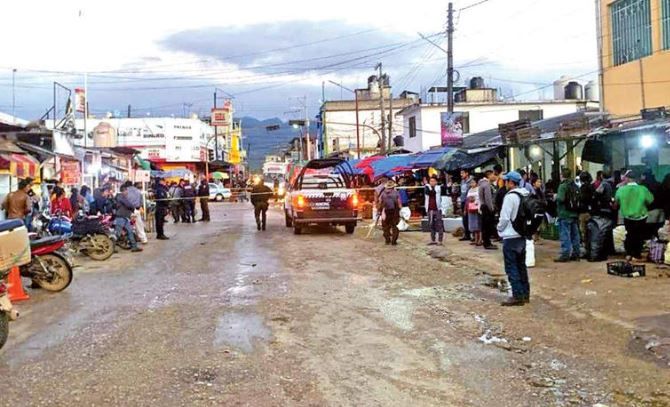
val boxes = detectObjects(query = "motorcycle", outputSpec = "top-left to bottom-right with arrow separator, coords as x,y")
21,235 -> 73,292
0,219 -> 28,350
35,212 -> 115,261
100,215 -> 135,250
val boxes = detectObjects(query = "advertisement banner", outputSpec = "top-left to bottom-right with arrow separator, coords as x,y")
211,108 -> 231,127
74,88 -> 86,113
230,133 -> 241,164
60,160 -> 81,185
133,170 -> 151,183
440,112 -> 465,147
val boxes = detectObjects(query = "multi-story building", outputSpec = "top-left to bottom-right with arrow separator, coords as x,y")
399,83 -> 599,153
597,0 -> 670,116
319,77 -> 418,158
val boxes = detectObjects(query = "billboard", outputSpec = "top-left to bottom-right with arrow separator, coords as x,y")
211,108 -> 231,127
230,132 -> 241,164
74,88 -> 86,113
440,112 -> 465,147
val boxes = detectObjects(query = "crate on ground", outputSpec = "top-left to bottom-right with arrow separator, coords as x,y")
539,222 -> 559,241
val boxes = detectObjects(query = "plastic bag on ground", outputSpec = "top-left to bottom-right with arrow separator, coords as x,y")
526,239 -> 536,268
613,225 -> 626,254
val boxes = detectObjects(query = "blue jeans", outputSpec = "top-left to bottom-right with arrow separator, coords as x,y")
557,218 -> 581,259
503,237 -> 529,299
114,217 -> 137,249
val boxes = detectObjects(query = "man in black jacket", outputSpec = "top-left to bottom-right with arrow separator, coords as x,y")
182,180 -> 196,223
250,179 -> 273,231
154,178 -> 170,240
197,178 -> 210,222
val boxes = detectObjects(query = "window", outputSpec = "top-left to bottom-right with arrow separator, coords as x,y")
663,0 -> 670,50
409,116 -> 417,138
610,0 -> 653,66
519,110 -> 544,122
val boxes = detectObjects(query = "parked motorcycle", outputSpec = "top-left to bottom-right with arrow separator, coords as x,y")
36,212 -> 115,261
21,235 -> 73,292
0,219 -> 29,350
101,215 -> 135,250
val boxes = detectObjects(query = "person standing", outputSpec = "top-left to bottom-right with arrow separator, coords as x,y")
615,170 -> 654,262
424,176 -> 445,245
379,180 -> 402,246
586,170 -> 615,262
154,178 -> 170,240
578,172 -> 595,244
496,171 -> 530,306
459,169 -> 474,242
182,180 -> 196,223
479,170 -> 498,250
250,179 -> 272,231
50,187 -> 74,219
2,179 -> 33,225
197,179 -> 211,222
466,178 -> 482,246
555,168 -> 581,262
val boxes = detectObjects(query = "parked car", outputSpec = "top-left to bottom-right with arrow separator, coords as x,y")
284,159 -> 359,235
209,183 -> 232,202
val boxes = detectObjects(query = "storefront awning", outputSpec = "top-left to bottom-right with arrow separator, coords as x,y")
0,152 -> 40,179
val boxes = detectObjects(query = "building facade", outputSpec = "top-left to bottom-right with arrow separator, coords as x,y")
320,78 -> 417,158
598,0 -> 670,116
399,100 -> 599,153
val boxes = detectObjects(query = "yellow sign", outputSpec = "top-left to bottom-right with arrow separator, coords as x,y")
230,132 -> 241,164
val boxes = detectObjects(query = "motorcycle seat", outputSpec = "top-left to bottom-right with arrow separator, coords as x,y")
30,236 -> 65,248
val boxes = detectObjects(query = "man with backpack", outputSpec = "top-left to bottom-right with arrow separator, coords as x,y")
379,180 -> 402,246
555,168 -> 581,262
497,171 -> 531,306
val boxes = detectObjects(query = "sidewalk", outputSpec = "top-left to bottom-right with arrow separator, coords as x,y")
391,225 -> 670,366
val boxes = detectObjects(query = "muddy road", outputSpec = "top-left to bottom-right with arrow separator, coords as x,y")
1,203 -> 668,406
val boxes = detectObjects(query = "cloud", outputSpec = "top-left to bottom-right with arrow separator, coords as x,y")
160,20 -> 423,76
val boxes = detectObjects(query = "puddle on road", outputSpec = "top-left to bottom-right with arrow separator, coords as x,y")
214,312 -> 271,353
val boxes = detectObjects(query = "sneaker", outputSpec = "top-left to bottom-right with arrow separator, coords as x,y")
483,244 -> 498,250
157,236 -> 170,241
554,257 -> 571,263
131,247 -> 143,253
501,297 -> 525,307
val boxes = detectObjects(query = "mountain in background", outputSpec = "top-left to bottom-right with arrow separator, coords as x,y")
240,117 -> 317,172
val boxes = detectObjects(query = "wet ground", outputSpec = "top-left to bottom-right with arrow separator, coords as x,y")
1,203 -> 669,406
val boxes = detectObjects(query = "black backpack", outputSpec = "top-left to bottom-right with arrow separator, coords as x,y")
510,191 -> 546,239
564,182 -> 582,213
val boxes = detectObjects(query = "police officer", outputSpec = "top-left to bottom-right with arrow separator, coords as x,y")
154,178 -> 170,240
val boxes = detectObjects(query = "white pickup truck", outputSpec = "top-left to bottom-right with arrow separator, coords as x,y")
284,159 -> 359,235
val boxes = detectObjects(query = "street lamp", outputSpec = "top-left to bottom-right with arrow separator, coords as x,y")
328,80 -> 361,159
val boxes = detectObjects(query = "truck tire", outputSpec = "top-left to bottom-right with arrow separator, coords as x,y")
285,212 -> 293,227
345,223 -> 356,234
293,225 -> 302,235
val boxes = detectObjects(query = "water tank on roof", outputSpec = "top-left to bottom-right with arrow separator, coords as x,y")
553,75 -> 571,100
564,81 -> 583,100
368,75 -> 378,86
585,80 -> 599,101
381,74 -> 390,87
470,76 -> 485,89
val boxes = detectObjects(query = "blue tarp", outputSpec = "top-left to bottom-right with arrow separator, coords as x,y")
151,169 -> 193,179
411,146 -> 456,169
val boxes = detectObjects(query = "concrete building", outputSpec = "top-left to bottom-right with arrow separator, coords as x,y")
399,85 -> 599,152
320,77 -> 418,158
597,0 -> 670,116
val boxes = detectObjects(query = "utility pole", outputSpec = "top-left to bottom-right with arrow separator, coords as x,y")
388,92 -> 393,151
447,2 -> 455,114
213,90 -> 219,161
11,69 -> 16,123
376,63 -> 387,154
127,104 -> 131,118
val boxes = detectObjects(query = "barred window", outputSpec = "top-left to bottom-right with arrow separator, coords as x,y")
610,0 -> 652,66
663,0 -> 670,50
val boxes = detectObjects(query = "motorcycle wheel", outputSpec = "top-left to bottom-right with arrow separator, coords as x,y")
86,234 -> 115,261
0,313 -> 9,350
34,253 -> 73,292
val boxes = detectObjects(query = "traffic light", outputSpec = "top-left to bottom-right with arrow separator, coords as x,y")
208,149 -> 215,161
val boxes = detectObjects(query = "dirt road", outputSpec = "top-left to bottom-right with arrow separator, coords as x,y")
1,203 -> 668,406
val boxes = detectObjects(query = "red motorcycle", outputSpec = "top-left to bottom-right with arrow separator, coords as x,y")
22,235 -> 73,292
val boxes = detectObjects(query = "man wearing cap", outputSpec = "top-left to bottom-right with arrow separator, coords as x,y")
615,170 -> 654,261
497,171 -> 531,306
378,180 -> 402,246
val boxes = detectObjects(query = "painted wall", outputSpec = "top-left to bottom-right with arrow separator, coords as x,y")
600,0 -> 670,116
402,102 -> 597,152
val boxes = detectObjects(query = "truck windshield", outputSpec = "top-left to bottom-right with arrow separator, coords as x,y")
301,175 -> 345,190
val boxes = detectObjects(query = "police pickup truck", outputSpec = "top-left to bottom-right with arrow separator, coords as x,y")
284,159 -> 359,235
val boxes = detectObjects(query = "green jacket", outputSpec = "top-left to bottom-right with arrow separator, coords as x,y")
556,180 -> 579,220
615,183 -> 654,220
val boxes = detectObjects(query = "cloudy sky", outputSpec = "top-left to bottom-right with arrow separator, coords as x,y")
0,0 -> 597,121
